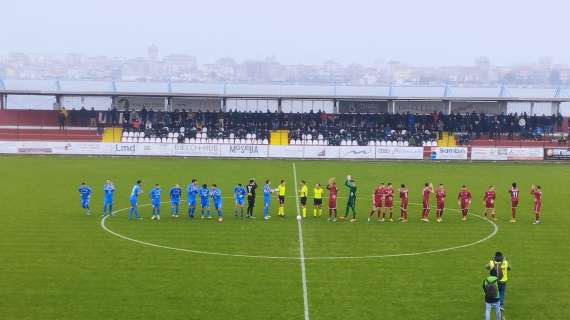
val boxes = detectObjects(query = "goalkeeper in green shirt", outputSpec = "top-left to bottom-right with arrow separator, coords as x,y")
344,175 -> 357,222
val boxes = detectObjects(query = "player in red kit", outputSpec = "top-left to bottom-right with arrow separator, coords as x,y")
483,185 -> 497,221
457,185 -> 472,221
399,184 -> 409,222
530,185 -> 542,224
384,183 -> 395,221
508,182 -> 519,223
327,178 -> 338,222
369,183 -> 384,222
435,184 -> 446,223
421,182 -> 434,222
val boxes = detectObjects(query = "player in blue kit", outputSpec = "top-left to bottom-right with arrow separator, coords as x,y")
187,179 -> 198,218
78,182 -> 92,215
263,180 -> 273,220
149,184 -> 161,220
199,184 -> 211,219
211,184 -> 224,222
129,180 -> 143,220
169,184 -> 182,218
102,179 -> 115,217
233,183 -> 247,218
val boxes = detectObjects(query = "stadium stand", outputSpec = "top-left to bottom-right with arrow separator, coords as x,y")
0,109 -> 567,147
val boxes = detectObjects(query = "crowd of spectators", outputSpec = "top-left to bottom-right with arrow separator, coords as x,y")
70,107 -> 565,146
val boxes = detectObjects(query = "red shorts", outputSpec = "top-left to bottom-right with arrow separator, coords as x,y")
329,196 -> 337,209
460,202 -> 470,210
534,201 -> 541,213
373,201 -> 382,209
436,201 -> 445,210
511,200 -> 519,208
385,198 -> 393,208
422,200 -> 430,209
485,202 -> 495,209
400,198 -> 408,210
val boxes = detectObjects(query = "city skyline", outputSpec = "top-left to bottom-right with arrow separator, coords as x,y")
1,47 -> 568,87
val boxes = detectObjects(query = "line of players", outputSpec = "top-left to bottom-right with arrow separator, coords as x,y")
77,178 -> 543,224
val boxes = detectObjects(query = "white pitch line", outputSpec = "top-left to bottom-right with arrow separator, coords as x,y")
292,163 -> 310,320
100,203 -> 498,261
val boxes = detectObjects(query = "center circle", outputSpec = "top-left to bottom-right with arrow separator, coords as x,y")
101,202 -> 498,260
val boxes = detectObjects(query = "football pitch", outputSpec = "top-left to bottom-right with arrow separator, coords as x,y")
0,156 -> 569,320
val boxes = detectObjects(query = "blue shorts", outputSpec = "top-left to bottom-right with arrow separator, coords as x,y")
214,200 -> 222,210
81,198 -> 90,208
152,200 -> 161,208
130,197 -> 138,207
103,198 -> 113,206
188,198 -> 196,206
235,198 -> 244,206
264,197 -> 271,206
171,199 -> 180,206
200,198 -> 210,207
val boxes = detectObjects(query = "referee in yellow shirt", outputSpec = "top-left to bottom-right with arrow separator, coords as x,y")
277,179 -> 286,217
299,180 -> 308,218
313,183 -> 323,217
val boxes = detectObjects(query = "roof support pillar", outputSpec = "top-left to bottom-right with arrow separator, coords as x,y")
55,95 -> 62,108
277,98 -> 282,113
530,101 -> 535,116
222,98 -> 227,112
333,99 -> 338,113
552,102 -> 560,115
446,100 -> 452,115
165,97 -> 172,112
390,100 -> 396,114
0,94 -> 5,110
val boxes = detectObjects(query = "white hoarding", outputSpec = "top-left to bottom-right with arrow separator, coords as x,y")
430,147 -> 468,160
220,144 -> 268,158
339,146 -> 375,159
375,147 -> 423,160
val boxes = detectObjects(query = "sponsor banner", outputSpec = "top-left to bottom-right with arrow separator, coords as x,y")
173,144 -> 221,157
505,148 -> 543,161
544,148 -> 570,160
375,146 -> 423,160
302,146 -> 340,159
471,148 -> 506,161
430,147 -> 468,160
220,144 -> 268,158
471,147 -> 544,161
339,146 -> 375,159
268,145 -> 304,158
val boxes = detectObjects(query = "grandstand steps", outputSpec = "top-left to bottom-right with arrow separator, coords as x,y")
0,128 -> 101,141
437,132 -> 456,147
102,127 -> 122,142
270,130 -> 289,145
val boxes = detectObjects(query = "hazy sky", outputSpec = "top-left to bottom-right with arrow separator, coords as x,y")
1,0 -> 568,66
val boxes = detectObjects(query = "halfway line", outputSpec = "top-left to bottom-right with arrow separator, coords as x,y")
293,163 -> 310,320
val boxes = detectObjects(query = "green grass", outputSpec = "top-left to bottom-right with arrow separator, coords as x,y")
0,156 -> 569,320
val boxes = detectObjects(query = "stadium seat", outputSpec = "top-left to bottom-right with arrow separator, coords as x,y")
121,137 -> 127,143
122,131 -> 128,137
324,140 -> 329,146
202,133 -> 208,139
239,139 -> 245,144
251,134 -> 256,139
301,134 -> 307,140
168,133 -> 173,138
223,138 -> 229,144
144,137 -> 150,143
173,133 -> 179,138
184,138 -> 190,144
202,127 -> 207,133
290,140 -> 296,145
432,141 -> 438,147
403,141 -> 409,147
318,134 -> 324,140
262,139 -> 269,145
380,141 -> 387,146
307,134 -> 313,140
397,141 -> 403,147
340,140 -> 347,146
229,133 -> 235,139
189,138 -> 195,144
